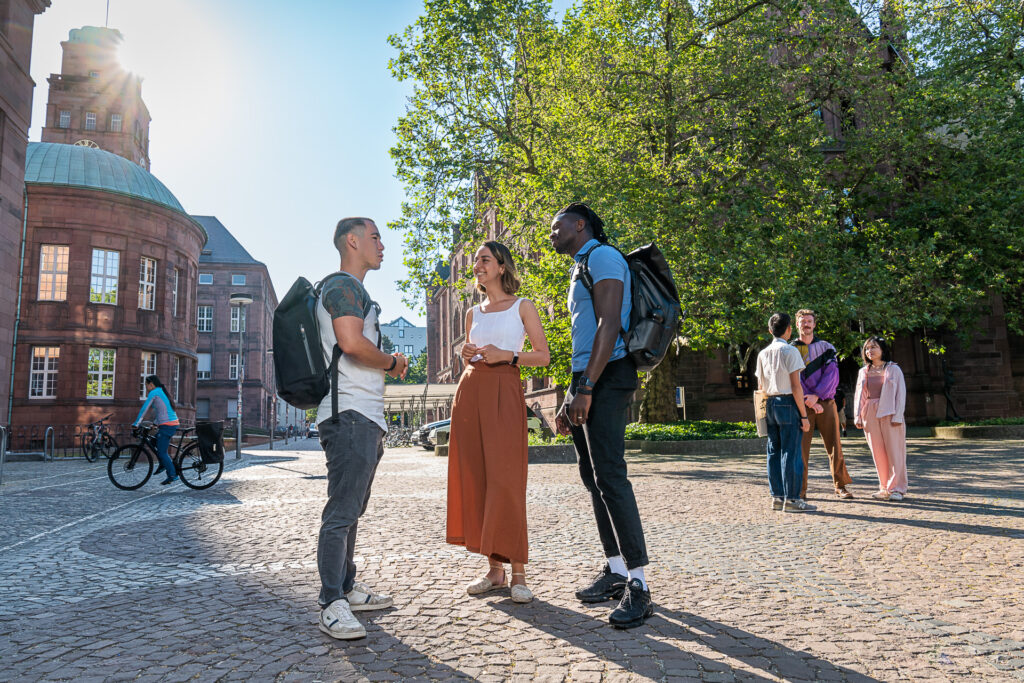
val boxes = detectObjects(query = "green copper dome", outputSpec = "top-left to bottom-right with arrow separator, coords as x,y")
25,142 -> 187,215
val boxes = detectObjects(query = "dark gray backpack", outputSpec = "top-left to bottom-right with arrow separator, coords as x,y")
575,243 -> 682,372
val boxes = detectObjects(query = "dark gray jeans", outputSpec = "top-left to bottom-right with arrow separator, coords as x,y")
569,357 -> 649,569
317,409 -> 384,608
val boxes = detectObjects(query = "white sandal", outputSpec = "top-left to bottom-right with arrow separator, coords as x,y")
510,572 -> 533,603
467,570 -> 506,596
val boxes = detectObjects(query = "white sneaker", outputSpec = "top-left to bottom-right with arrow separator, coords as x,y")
319,599 -> 366,640
346,581 -> 394,612
889,492 -> 904,501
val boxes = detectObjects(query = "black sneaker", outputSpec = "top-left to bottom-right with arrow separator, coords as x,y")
575,564 -> 628,604
608,578 -> 653,629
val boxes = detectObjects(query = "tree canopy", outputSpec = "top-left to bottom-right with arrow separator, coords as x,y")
389,0 -> 1024,400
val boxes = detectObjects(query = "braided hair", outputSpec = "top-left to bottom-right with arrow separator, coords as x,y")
558,202 -> 608,243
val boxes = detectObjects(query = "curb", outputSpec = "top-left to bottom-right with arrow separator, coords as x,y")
625,438 -> 765,455
932,425 -> 1024,440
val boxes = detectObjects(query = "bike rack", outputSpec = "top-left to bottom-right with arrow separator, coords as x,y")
0,425 -> 8,485
43,426 -> 55,462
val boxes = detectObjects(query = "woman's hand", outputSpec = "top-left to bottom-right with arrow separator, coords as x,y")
555,406 -> 572,435
460,343 -> 478,362
854,421 -> 863,430
476,344 -> 511,364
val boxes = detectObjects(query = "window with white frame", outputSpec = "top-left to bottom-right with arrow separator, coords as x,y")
399,329 -> 405,338
29,347 -> 59,398
197,352 -> 211,380
231,274 -> 246,286
90,249 -> 119,304
227,398 -> 238,417
198,273 -> 213,285
38,245 -> 69,301
140,351 -> 157,398
110,113 -> 122,132
231,307 -> 246,333
229,352 -> 245,380
58,110 -> 70,128
196,398 -> 210,419
404,345 -> 414,355
87,348 -> 116,398
197,305 -> 213,332
138,257 -> 157,310
173,357 -> 180,402
84,111 -> 96,130
172,268 -> 180,316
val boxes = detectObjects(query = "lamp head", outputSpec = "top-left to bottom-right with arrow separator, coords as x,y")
229,293 -> 254,306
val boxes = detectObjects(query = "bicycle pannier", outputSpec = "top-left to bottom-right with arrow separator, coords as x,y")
196,421 -> 225,464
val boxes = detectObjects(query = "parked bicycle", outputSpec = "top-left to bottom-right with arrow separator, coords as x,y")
383,426 -> 415,448
108,423 -> 224,491
81,414 -> 118,462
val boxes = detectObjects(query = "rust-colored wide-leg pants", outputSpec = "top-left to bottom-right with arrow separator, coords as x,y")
446,363 -> 529,564
800,398 -> 853,498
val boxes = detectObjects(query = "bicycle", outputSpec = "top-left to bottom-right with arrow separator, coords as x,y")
107,423 -> 224,491
383,426 -> 415,448
81,414 -> 118,462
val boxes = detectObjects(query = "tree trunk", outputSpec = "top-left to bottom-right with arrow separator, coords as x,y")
638,342 -> 683,423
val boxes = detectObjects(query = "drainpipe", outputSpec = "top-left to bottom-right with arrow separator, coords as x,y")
7,188 -> 28,424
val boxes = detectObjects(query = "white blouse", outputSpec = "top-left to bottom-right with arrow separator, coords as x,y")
468,298 -> 526,361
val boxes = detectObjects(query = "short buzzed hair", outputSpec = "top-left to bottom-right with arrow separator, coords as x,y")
333,217 -> 372,253
769,312 -> 791,337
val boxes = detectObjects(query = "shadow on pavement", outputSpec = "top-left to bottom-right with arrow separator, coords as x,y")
491,598 -> 880,682
816,508 -> 1024,537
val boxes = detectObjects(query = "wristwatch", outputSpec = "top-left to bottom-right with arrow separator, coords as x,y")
577,374 -> 596,395
510,352 -> 519,366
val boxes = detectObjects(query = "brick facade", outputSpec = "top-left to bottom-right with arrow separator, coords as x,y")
0,0 -> 50,424
11,184 -> 205,431
192,216 -> 279,433
40,27 -> 151,169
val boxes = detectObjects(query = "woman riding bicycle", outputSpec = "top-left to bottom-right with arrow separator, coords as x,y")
133,374 -> 180,485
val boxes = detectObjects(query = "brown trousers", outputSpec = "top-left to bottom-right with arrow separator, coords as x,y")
801,398 -> 853,498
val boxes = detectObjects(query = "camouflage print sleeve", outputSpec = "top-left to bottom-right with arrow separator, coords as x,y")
321,276 -> 369,320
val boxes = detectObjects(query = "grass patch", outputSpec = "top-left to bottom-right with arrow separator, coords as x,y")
937,417 -> 1024,427
529,420 -> 758,444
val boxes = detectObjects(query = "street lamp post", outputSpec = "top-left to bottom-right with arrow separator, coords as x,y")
229,293 -> 253,459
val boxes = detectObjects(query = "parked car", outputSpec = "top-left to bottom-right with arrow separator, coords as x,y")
417,419 -> 451,450
306,426 -> 319,439
421,408 -> 546,449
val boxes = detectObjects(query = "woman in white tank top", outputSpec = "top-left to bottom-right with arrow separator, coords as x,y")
446,242 -> 550,604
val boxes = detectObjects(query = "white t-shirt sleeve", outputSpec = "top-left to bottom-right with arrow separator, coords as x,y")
784,346 -> 806,375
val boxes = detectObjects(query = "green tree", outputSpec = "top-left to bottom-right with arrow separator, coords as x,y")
390,0 -> 1024,420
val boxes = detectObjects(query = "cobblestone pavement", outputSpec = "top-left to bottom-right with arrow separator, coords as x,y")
1,436 -> 1023,682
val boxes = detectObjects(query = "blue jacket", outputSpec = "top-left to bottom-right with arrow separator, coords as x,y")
135,387 -> 179,426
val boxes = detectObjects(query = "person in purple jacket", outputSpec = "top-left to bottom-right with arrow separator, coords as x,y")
790,310 -> 855,500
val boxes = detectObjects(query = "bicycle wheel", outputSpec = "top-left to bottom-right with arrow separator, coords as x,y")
82,434 -> 97,462
100,433 -> 119,459
108,444 -> 153,490
175,443 -> 223,490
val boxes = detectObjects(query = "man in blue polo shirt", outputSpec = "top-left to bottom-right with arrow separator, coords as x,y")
551,202 -> 652,630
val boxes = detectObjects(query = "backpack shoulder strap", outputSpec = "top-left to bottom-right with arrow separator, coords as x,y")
572,243 -> 629,342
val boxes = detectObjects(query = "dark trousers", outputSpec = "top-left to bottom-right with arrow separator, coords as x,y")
569,357 -> 648,569
317,410 -> 384,607
765,395 -> 803,499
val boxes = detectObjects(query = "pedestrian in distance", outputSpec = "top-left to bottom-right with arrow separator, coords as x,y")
755,313 -> 815,512
447,241 -> 550,604
133,375 -> 180,485
853,336 -> 909,502
551,202 -> 653,630
790,309 -> 855,500
315,217 -> 409,641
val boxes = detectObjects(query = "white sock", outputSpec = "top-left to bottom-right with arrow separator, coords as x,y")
629,566 -> 648,591
606,555 -> 627,577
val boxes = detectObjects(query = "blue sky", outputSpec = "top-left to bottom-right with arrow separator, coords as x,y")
29,0 -> 575,326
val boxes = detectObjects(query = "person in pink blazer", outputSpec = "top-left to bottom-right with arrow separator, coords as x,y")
853,337 -> 908,501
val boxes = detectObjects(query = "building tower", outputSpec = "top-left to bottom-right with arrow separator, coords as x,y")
40,26 -> 151,170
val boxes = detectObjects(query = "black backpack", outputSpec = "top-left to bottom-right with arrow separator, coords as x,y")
574,243 -> 682,372
272,272 -> 378,412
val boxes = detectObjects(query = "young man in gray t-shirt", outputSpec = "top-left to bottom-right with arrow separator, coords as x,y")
315,217 -> 408,640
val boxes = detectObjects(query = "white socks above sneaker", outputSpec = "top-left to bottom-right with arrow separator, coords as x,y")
629,567 -> 648,591
608,555 -> 649,590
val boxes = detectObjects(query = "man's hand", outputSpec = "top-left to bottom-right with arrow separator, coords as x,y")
460,343 -> 478,363
387,353 -> 409,380
555,408 -> 572,435
568,391 -> 593,426
476,344 -> 511,364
